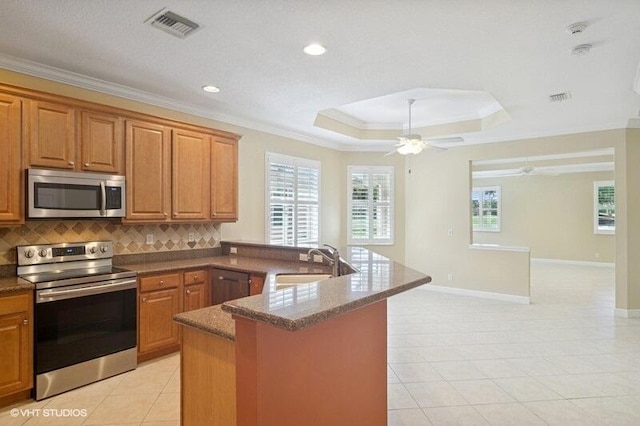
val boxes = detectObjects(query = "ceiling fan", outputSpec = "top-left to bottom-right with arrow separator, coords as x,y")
386,99 -> 463,156
486,162 -> 559,177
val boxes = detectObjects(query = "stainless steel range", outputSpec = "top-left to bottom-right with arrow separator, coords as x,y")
17,241 -> 137,400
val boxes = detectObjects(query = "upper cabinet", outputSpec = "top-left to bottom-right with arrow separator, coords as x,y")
172,129 -> 210,220
0,84 -> 240,225
125,120 -> 171,222
0,94 -> 23,225
211,137 -> 238,221
28,100 -> 76,170
28,100 -> 124,174
81,111 -> 123,173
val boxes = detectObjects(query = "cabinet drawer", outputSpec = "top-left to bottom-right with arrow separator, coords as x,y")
184,269 -> 207,285
139,273 -> 180,292
0,292 -> 31,316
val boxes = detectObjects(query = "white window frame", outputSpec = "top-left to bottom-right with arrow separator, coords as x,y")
472,186 -> 501,232
347,165 -> 394,245
594,181 -> 615,235
265,152 -> 321,247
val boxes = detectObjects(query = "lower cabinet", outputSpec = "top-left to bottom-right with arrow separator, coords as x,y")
183,269 -> 208,312
138,273 -> 181,361
0,291 -> 33,405
211,268 -> 250,305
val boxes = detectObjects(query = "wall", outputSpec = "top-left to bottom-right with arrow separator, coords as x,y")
473,171 -> 615,263
405,129 -> 630,303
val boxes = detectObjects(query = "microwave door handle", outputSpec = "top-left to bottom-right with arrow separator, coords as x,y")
100,181 -> 106,216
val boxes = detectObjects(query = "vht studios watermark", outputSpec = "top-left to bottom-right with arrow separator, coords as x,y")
10,408 -> 88,418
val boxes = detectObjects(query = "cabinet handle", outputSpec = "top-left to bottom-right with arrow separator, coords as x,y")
23,319 -> 28,325
159,280 -> 164,286
164,212 -> 168,217
142,297 -> 147,302
84,162 -> 90,167
186,289 -> 191,295
174,212 -> 178,216
193,276 -> 198,281
68,161 -> 75,166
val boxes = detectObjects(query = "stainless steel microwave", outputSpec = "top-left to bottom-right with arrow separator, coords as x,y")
27,169 -> 126,218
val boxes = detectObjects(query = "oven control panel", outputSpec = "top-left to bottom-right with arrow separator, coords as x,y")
17,241 -> 113,266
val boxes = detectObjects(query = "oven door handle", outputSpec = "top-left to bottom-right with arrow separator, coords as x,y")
36,278 -> 137,303
100,181 -> 107,216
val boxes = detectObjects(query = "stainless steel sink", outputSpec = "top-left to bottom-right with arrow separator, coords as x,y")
275,273 -> 332,289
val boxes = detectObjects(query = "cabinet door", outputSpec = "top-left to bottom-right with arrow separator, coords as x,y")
211,269 -> 249,305
211,137 -> 238,221
139,288 -> 181,355
125,120 -> 171,221
0,94 -> 23,224
29,100 -> 77,169
184,283 -> 207,312
172,129 -> 210,220
81,110 -> 123,173
0,292 -> 33,397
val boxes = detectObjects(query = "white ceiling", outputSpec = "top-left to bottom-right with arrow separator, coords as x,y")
1,0 -> 639,151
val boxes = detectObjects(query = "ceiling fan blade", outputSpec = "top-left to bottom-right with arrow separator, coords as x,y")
426,143 -> 448,152
425,136 -> 464,144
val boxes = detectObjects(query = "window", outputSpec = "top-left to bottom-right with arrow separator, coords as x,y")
265,153 -> 320,247
347,166 -> 394,245
472,186 -> 501,232
594,181 -> 615,234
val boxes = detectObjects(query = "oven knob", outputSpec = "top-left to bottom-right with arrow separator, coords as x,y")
24,249 -> 35,259
89,247 -> 97,254
100,246 -> 108,253
39,249 -> 48,258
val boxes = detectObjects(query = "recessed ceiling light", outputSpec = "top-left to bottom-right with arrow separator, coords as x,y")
303,43 -> 327,56
202,85 -> 220,93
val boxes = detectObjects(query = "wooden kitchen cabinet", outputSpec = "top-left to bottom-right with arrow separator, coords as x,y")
125,119 -> 172,222
249,273 -> 266,296
28,100 -> 77,170
138,273 -> 181,361
81,110 -> 123,173
0,291 -> 33,405
210,136 -> 238,221
172,129 -> 210,220
0,94 -> 23,225
183,269 -> 208,312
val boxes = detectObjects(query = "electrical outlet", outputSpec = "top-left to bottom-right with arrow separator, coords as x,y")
230,247 -> 238,254
447,273 -> 453,282
146,234 -> 154,245
188,233 -> 195,243
313,254 -> 324,263
299,253 -> 309,261
447,228 -> 453,237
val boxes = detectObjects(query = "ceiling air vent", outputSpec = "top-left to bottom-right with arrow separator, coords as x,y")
549,92 -> 572,103
146,9 -> 200,39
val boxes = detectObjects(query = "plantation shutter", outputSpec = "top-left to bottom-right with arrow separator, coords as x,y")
348,166 -> 394,245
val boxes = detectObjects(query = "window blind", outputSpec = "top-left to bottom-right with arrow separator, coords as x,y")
348,166 -> 394,245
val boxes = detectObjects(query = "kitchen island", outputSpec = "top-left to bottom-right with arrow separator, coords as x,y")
174,245 -> 431,426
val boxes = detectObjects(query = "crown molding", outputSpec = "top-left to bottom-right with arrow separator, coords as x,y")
0,53 -> 347,151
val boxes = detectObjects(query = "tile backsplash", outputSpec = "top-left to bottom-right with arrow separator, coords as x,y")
0,220 -> 221,265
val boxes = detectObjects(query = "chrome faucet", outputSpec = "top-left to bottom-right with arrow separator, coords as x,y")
307,244 -> 341,276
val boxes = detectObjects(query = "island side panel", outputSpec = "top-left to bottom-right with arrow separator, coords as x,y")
234,300 -> 388,426
181,326 -> 236,426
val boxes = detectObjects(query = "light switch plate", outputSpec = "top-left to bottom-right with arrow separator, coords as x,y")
313,254 -> 324,263
146,234 -> 154,245
230,247 -> 238,254
299,253 -> 309,261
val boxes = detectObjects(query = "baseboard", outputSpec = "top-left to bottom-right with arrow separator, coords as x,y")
420,284 -> 530,304
531,258 -> 614,268
614,309 -> 640,318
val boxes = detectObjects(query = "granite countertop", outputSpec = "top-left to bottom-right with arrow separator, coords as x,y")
125,255 -> 331,277
222,252 -> 431,331
175,246 -> 431,335
0,276 -> 34,294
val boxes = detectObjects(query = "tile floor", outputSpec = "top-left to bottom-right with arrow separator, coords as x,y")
2,261 -> 639,425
